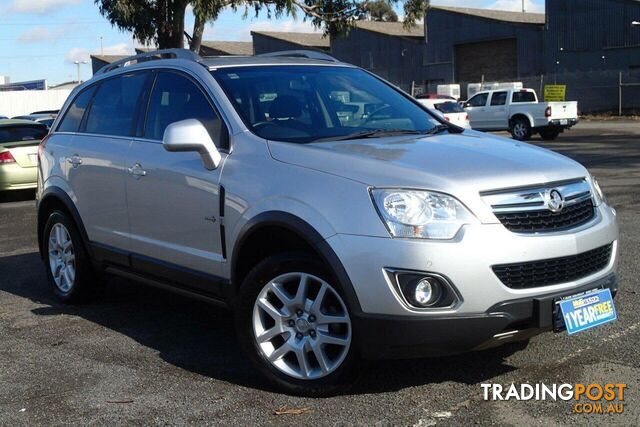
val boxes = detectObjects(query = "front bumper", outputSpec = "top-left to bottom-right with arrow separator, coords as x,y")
355,273 -> 618,359
326,203 -> 619,358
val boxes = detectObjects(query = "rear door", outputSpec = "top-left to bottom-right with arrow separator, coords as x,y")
65,71 -> 150,250
485,91 -> 508,129
464,92 -> 490,129
125,70 -> 228,283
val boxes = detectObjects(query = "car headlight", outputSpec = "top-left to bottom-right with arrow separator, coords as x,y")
590,174 -> 606,205
371,189 -> 476,239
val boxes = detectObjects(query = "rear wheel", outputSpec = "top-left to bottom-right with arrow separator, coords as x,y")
235,253 -> 359,396
510,117 -> 532,141
539,128 -> 561,140
43,210 -> 102,303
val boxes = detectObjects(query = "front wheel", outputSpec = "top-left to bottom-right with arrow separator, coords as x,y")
510,117 -> 532,141
235,253 -> 359,396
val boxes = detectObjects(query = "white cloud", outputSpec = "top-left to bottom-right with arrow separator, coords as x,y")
64,47 -> 90,64
101,43 -> 134,56
10,0 -> 82,14
17,26 -> 51,43
64,42 -> 134,64
486,0 -> 544,13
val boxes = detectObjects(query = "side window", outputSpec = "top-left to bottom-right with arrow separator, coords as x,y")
85,73 -> 147,137
490,91 -> 507,106
467,93 -> 488,107
57,86 -> 96,133
512,91 -> 537,103
144,72 -> 225,148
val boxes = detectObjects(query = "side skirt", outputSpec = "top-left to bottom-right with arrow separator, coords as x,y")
91,242 -> 232,308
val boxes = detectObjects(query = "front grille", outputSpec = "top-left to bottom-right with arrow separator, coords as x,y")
495,199 -> 595,233
492,243 -> 613,289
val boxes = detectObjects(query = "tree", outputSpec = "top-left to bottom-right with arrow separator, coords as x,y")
95,0 -> 370,51
362,0 -> 397,22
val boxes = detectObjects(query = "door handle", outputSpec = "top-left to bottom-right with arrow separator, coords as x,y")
66,154 -> 82,167
127,163 -> 147,179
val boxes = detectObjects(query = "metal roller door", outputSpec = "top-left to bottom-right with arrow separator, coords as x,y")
455,38 -> 517,82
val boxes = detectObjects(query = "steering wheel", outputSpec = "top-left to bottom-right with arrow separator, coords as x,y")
363,105 -> 394,124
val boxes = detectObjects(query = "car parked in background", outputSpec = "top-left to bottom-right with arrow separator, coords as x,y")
417,98 -> 471,129
0,119 -> 48,191
12,113 -> 58,129
463,88 -> 578,141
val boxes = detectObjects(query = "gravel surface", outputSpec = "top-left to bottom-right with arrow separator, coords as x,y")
0,122 -> 638,426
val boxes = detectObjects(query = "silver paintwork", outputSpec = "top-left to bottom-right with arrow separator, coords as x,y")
48,223 -> 75,293
39,51 -> 619,324
162,119 -> 222,170
252,272 -> 351,380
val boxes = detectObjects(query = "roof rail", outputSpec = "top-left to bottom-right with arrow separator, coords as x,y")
256,50 -> 340,63
96,48 -> 201,76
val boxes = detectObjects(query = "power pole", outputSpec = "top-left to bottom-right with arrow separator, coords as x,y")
100,36 -> 104,55
522,0 -> 525,13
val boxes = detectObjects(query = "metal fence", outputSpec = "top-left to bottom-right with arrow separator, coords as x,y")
408,69 -> 640,115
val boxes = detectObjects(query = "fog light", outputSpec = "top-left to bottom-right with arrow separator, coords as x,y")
385,269 -> 460,309
414,279 -> 434,305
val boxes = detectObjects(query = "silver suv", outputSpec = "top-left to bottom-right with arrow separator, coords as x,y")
37,49 -> 619,395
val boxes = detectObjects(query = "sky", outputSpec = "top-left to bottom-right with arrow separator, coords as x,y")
0,0 -> 544,86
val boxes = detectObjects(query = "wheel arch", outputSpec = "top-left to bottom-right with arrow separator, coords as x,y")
230,211 -> 362,314
37,187 -> 92,260
509,113 -> 534,128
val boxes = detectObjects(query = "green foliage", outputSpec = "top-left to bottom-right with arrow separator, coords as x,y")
94,0 -> 428,49
362,0 -> 398,22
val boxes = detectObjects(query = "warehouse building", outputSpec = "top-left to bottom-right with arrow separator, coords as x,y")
330,21 -> 426,91
544,0 -> 640,72
251,31 -> 330,54
423,6 -> 545,86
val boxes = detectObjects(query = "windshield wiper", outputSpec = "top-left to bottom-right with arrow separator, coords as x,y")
424,124 -> 453,135
312,129 -> 424,143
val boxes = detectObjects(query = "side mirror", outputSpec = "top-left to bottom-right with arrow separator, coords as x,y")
162,119 -> 222,170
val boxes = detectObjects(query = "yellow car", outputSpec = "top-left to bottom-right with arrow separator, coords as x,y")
0,119 -> 48,191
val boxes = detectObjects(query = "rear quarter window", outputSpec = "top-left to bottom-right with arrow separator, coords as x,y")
57,86 -> 97,133
512,91 -> 537,103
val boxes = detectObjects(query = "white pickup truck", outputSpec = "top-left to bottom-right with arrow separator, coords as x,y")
463,88 -> 578,141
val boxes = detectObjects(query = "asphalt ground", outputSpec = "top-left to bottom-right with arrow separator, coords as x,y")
1,121 -> 638,426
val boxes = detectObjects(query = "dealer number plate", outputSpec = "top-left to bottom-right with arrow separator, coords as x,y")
560,119 -> 568,125
555,288 -> 617,335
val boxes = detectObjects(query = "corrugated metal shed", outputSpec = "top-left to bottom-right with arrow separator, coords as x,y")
252,31 -> 330,54
544,0 -> 640,72
423,6 -> 545,85
330,21 -> 427,91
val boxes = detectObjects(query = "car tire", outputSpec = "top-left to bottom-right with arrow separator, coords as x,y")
539,128 -> 561,141
234,252 -> 360,396
43,210 -> 103,303
510,117 -> 532,141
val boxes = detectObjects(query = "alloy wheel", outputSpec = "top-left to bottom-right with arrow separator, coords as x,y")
48,223 -> 76,293
252,272 -> 352,380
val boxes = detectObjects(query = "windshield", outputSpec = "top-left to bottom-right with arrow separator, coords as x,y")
434,102 -> 465,114
212,66 -> 440,143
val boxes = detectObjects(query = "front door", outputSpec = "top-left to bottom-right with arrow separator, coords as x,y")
125,70 -> 228,281
486,91 -> 508,129
464,92 -> 490,129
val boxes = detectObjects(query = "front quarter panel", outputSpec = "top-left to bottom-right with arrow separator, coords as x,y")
221,133 -> 388,278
